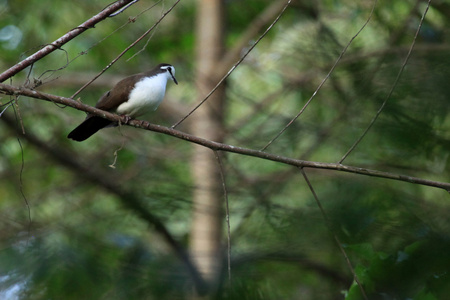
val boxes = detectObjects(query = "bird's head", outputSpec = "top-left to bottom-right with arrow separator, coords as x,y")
159,63 -> 178,85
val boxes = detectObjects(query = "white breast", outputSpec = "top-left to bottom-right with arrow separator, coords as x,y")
116,74 -> 168,117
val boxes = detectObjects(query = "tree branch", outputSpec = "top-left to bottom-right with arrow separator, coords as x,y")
1,111 -> 208,295
1,82 -> 449,192
70,0 -> 181,99
216,0 -> 292,78
0,0 -> 137,83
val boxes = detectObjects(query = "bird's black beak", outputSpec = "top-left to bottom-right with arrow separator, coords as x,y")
168,69 -> 178,85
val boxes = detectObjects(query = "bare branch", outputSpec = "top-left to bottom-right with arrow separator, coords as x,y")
261,0 -> 379,151
300,168 -> 368,300
1,82 -> 449,191
1,111 -> 208,296
0,0 -> 138,83
171,0 -> 292,128
71,0 -> 181,99
217,0 -> 293,77
214,150 -> 231,282
338,0 -> 432,163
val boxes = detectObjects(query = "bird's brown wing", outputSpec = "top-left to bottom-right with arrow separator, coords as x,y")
95,73 -> 146,111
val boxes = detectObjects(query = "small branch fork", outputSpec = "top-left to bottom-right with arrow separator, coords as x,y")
0,0 -> 138,83
338,0 -> 432,164
1,112 -> 208,296
1,82 -> 449,192
214,151 -> 232,283
71,0 -> 181,99
261,0 -> 378,151
300,168 -> 369,300
171,0 -> 292,129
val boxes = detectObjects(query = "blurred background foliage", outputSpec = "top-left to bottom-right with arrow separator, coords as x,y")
0,0 -> 450,299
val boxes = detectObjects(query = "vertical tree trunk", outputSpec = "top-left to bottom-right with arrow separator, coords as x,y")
190,0 -> 226,293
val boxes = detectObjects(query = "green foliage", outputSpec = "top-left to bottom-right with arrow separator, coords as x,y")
346,239 -> 450,299
0,0 -> 449,299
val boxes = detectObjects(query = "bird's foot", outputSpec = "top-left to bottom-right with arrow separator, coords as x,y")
119,114 -> 132,125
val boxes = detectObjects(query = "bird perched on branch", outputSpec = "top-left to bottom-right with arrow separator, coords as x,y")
68,63 -> 177,141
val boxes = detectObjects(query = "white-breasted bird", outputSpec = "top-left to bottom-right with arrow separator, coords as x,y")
68,63 -> 177,141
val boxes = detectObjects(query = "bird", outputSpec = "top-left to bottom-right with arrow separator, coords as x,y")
67,63 -> 178,142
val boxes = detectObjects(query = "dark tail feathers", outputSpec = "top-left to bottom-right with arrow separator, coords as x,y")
67,116 -> 113,142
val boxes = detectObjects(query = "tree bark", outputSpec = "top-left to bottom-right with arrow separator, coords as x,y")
190,0 -> 226,292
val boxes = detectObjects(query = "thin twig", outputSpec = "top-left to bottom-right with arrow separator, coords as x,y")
108,0 -> 140,17
0,100 -> 14,116
1,112 -> 208,296
17,136 -> 32,244
13,94 -> 25,134
171,0 -> 292,129
299,168 -> 368,300
62,1 -> 163,84
36,48 -> 70,86
338,0 -> 431,164
11,104 -> 32,243
261,0 -> 378,151
0,0 -> 137,83
214,150 -> 231,282
71,0 -> 180,99
108,138 -> 125,169
216,0 -> 294,78
126,1 -> 164,61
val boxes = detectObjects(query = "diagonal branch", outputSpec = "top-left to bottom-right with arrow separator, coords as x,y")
216,0 -> 293,78
338,0 -> 431,164
71,0 -> 181,99
1,112 -> 208,295
0,0 -> 138,83
1,82 -> 449,192
213,150 -> 231,282
171,0 -> 292,128
300,168 -> 368,299
261,0 -> 378,151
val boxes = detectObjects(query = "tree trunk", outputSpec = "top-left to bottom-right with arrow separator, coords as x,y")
190,0 -> 226,293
